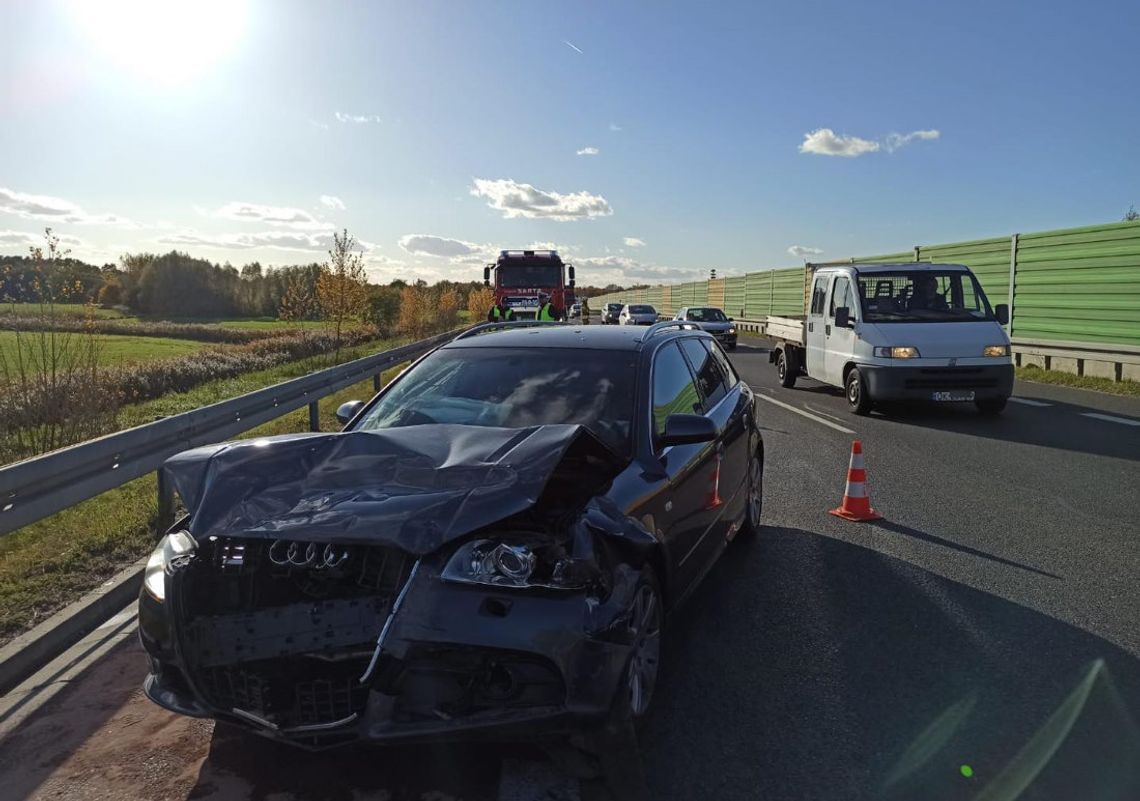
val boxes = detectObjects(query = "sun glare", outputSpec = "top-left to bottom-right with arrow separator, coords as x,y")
70,0 -> 248,86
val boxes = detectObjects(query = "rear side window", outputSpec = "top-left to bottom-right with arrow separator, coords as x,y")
652,343 -> 702,437
703,340 -> 739,388
680,338 -> 727,409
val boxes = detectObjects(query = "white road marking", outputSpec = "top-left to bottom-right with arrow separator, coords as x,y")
1009,398 -> 1052,407
755,393 -> 855,434
1081,412 -> 1140,427
803,403 -> 848,424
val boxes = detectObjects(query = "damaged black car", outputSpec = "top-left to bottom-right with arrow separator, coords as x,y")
138,322 -> 764,749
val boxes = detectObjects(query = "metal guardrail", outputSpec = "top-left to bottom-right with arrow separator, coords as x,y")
0,329 -> 461,537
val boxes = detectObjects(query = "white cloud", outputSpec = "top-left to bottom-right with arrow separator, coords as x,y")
319,195 -> 346,210
470,178 -> 613,221
0,229 -> 85,250
563,40 -> 583,54
0,187 -> 136,227
398,234 -> 486,259
798,129 -> 880,157
309,119 -> 330,130
609,123 -> 622,132
576,146 -> 600,156
884,129 -> 941,152
213,202 -> 332,230
335,111 -> 381,124
575,255 -> 704,284
623,237 -> 646,248
787,245 -> 824,257
157,230 -> 337,252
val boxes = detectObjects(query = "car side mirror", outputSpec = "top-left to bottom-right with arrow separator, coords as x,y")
483,266 -> 490,285
335,400 -> 364,426
995,303 -> 1009,325
834,307 -> 851,328
661,414 -> 718,447
728,317 -> 734,321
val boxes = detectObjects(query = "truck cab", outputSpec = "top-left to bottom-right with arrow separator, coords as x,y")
769,263 -> 1014,415
483,249 -> 575,320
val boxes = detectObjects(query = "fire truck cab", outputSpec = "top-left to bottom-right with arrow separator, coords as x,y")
483,250 -> 575,320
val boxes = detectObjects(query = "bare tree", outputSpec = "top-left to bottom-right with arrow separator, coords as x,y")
1125,204 -> 1139,222
317,229 -> 370,359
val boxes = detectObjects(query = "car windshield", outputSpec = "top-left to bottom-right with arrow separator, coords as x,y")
353,347 -> 637,454
607,304 -> 623,311
497,263 -> 562,288
629,305 -> 655,314
856,270 -> 996,323
687,308 -> 727,322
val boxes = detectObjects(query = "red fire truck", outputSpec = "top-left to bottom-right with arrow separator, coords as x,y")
483,250 -> 576,320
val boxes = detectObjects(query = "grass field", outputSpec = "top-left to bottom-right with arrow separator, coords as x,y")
0,340 -> 407,645
0,330 -> 209,367
2,303 -> 129,319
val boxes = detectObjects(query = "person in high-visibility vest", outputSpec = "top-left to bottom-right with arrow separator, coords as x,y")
537,293 -> 558,321
580,297 -> 590,325
487,301 -> 515,322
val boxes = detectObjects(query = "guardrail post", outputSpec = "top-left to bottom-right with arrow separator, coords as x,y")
156,469 -> 174,533
1007,233 -> 1018,335
309,400 -> 320,432
373,373 -> 381,392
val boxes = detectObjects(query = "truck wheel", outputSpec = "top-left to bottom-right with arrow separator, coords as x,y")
976,397 -> 1007,415
777,350 -> 797,388
846,368 -> 873,415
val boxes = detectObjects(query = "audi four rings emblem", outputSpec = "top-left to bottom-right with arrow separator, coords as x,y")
269,540 -> 351,569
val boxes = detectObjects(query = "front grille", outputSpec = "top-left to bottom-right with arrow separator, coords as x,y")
198,656 -> 371,729
903,367 -> 998,390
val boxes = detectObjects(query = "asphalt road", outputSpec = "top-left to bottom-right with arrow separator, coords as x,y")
2,335 -> 1138,800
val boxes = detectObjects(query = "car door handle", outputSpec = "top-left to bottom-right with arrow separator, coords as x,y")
808,322 -> 814,333
825,324 -> 831,335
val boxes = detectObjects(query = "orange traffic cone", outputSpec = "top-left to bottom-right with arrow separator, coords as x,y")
830,440 -> 882,522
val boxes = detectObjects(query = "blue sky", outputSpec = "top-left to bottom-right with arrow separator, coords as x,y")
2,0 -> 1136,286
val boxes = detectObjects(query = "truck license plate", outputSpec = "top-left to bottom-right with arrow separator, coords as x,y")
932,391 -> 975,402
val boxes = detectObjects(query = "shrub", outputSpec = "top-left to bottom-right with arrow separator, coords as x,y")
0,315 -> 282,343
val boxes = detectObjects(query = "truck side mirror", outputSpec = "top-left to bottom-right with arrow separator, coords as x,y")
483,266 -> 491,285
995,303 -> 1009,325
568,265 -> 575,281
834,307 -> 851,328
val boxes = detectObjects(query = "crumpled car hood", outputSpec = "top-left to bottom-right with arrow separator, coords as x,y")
162,424 -> 625,556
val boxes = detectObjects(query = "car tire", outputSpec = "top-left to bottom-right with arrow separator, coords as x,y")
777,350 -> 797,388
846,367 -> 873,415
739,445 -> 763,538
622,566 -> 662,726
976,397 -> 1007,415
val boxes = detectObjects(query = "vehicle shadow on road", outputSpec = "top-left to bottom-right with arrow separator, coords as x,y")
642,526 -> 1140,801
872,398 -> 1140,462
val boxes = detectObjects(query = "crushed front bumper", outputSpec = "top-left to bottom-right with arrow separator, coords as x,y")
139,562 -> 641,750
860,363 -> 1014,401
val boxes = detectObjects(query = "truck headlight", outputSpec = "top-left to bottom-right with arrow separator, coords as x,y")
443,539 -> 590,590
143,531 -> 196,602
984,344 -> 1010,357
873,346 -> 921,359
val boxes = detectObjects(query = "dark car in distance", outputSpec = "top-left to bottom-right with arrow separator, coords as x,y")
674,306 -> 738,350
138,322 -> 764,750
602,302 -> 624,324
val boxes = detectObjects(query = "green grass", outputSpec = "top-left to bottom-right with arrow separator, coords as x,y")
153,316 -> 325,331
1017,365 -> 1140,397
0,330 -> 209,368
2,302 -> 129,319
0,342 -> 408,645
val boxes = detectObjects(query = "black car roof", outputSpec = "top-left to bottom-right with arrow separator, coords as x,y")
442,324 -> 706,352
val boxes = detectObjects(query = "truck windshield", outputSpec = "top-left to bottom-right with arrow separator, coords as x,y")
353,347 -> 637,455
856,271 -> 995,323
497,263 -> 562,288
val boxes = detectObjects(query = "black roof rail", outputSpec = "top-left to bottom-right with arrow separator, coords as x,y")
451,321 -> 565,341
644,321 -> 701,339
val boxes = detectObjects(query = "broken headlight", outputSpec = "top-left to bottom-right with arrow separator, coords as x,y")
143,530 -> 196,602
443,539 -> 591,590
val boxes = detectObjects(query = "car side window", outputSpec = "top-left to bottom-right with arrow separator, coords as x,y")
829,277 -> 850,318
703,339 -> 739,388
652,343 -> 702,438
810,276 -> 828,315
680,338 -> 727,409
